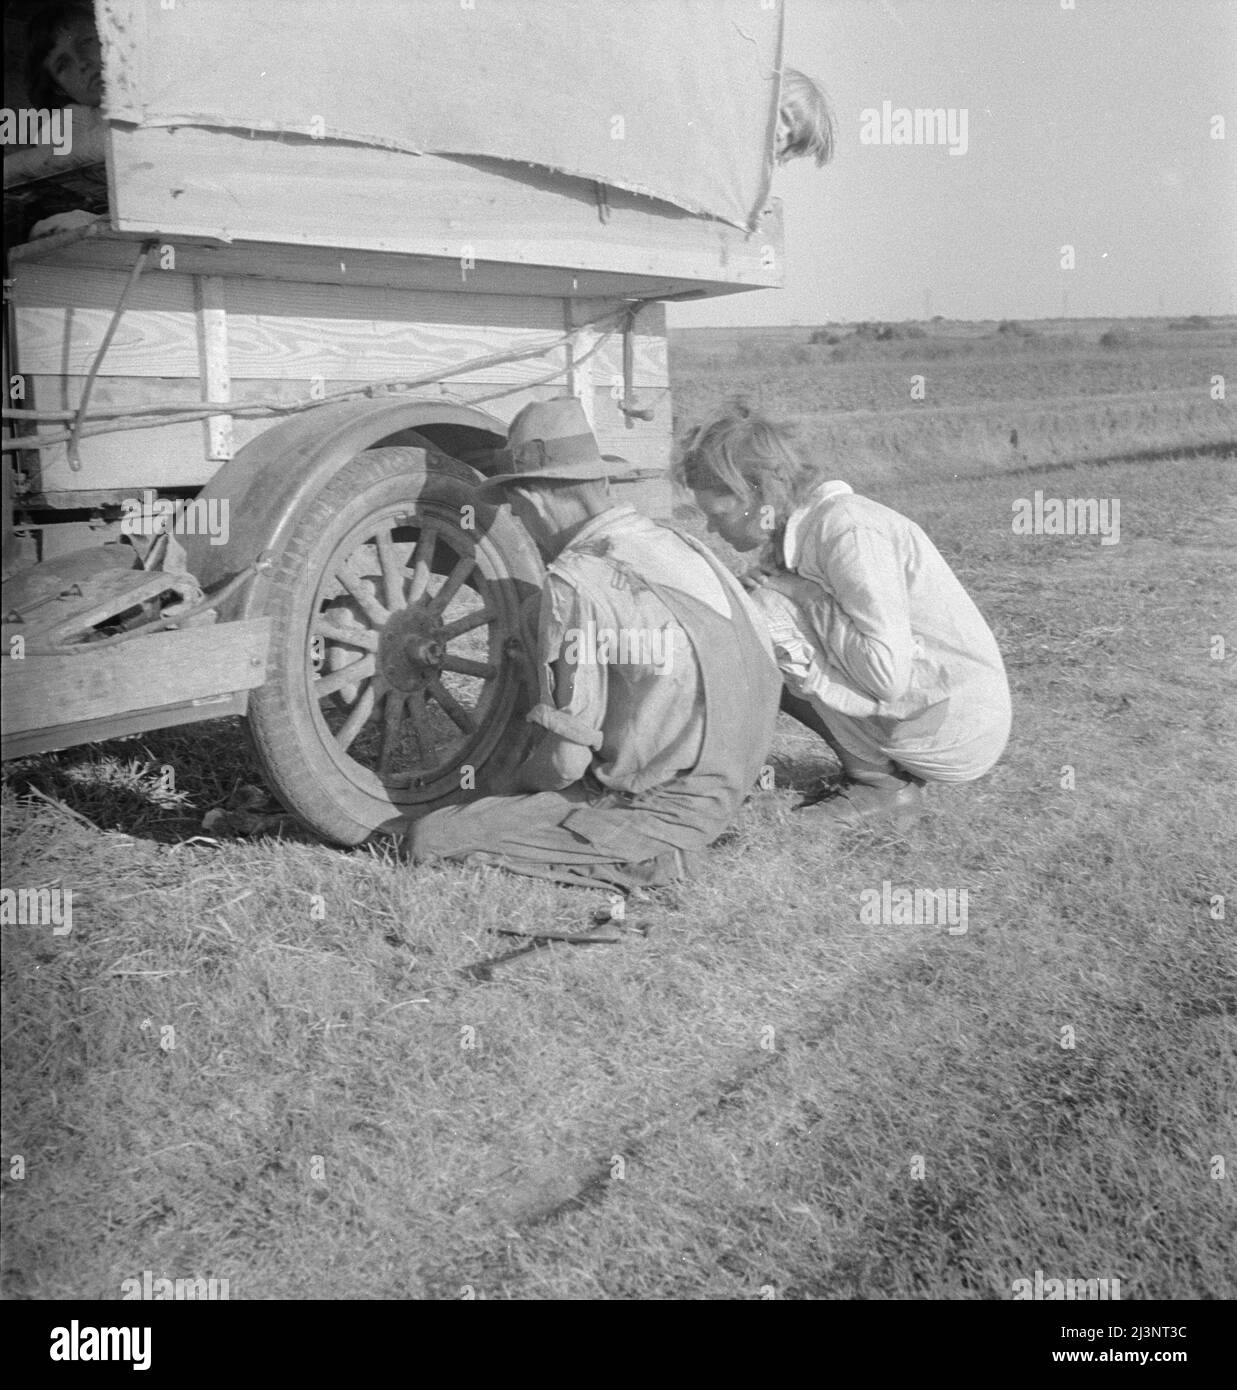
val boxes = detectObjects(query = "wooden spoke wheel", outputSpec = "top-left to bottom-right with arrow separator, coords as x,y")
245,447 -> 542,845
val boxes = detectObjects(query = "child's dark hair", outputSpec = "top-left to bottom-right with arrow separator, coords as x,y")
24,2 -> 97,109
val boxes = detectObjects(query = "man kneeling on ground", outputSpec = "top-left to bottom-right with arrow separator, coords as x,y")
409,397 -> 782,888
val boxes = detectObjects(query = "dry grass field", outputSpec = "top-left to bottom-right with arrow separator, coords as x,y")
2,318 -> 1235,1300
672,316 -> 1235,484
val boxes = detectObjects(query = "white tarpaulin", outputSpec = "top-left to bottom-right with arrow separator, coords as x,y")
97,0 -> 784,230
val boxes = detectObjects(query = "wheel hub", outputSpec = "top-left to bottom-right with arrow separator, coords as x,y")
403,634 -> 444,668
379,605 -> 445,692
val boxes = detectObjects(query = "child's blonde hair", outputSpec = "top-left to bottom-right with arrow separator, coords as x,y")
674,400 -> 818,523
777,68 -> 835,168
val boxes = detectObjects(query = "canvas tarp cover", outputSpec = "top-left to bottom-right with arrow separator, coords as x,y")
97,0 -> 784,231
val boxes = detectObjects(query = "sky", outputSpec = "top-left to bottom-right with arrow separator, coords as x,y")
670,0 -> 1237,328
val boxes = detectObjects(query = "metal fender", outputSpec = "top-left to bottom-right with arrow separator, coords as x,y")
180,396 -> 511,617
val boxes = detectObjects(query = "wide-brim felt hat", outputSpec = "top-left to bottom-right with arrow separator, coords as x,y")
477,396 -> 659,493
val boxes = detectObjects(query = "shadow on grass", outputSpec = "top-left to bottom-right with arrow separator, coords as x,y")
2,717 -> 282,845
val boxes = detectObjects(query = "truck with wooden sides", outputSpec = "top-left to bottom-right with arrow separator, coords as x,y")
2,0 -> 787,844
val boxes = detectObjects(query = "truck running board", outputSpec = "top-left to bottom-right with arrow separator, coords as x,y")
2,618 -> 271,761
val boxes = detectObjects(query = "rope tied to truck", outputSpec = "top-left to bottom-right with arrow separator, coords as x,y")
64,239 -> 160,472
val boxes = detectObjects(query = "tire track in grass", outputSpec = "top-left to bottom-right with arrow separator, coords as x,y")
417,892 -> 962,1293
956,439 -> 1235,483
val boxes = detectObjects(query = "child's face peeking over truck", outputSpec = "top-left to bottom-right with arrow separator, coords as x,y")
42,11 -> 103,107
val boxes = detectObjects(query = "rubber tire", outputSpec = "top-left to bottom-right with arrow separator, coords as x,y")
245,447 -> 543,845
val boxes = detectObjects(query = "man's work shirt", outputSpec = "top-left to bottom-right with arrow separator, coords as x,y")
411,506 -> 781,881
763,480 -> 1011,780
527,505 -> 773,803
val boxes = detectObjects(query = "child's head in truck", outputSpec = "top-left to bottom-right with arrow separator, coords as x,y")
25,1 -> 103,109
775,68 -> 835,168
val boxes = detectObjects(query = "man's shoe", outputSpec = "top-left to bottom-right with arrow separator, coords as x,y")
797,770 -> 849,806
797,775 -> 928,827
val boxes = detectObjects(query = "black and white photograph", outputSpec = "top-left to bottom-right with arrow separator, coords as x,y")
1,0 -> 1233,1330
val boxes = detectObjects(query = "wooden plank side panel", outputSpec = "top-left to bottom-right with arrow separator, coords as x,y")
13,267 -> 573,383
571,299 -> 669,390
107,127 -> 785,292
21,378 -> 672,496
221,315 -> 567,385
224,279 -> 571,331
11,259 -> 671,494
23,376 -> 321,493
591,387 -> 673,472
1,618 -> 272,741
13,262 -> 578,329
593,377 -> 677,523
22,376 -> 565,493
8,224 -> 757,302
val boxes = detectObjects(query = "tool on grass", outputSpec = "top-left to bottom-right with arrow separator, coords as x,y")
457,911 -> 644,984
495,923 -> 624,944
